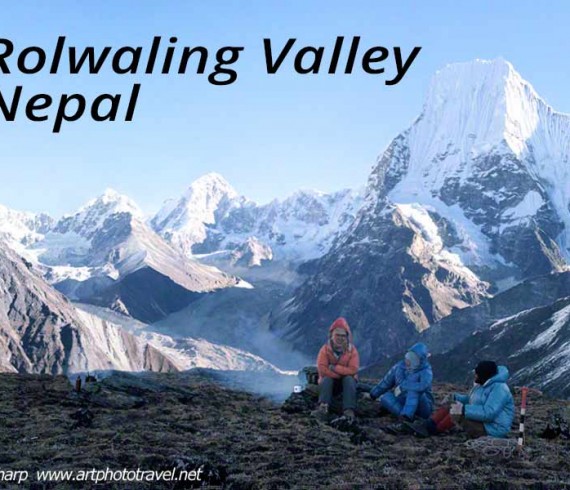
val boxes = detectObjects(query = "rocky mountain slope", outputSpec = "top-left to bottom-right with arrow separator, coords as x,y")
0,241 -> 176,374
1,371 -> 568,489
270,203 -> 492,363
77,303 -> 293,374
272,59 -> 570,364
430,296 -> 570,398
423,271 -> 570,354
0,238 -> 283,376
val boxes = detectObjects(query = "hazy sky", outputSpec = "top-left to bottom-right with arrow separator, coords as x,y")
1,1 -> 569,217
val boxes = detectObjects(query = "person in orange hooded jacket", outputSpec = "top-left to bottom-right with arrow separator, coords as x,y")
314,317 -> 360,420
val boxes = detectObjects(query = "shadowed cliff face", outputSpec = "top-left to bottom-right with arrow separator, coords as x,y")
1,371 -> 569,489
270,206 -> 491,364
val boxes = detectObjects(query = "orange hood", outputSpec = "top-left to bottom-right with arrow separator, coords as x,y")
328,317 -> 352,343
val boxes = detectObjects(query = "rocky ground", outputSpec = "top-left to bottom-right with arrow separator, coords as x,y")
0,371 -> 569,489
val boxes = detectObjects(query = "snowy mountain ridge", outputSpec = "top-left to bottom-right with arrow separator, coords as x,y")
13,189 -> 241,323
0,204 -> 53,253
152,173 -> 365,263
31,189 -> 232,282
1,174 -> 364,267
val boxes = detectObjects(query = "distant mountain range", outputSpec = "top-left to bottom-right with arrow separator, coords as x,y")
0,174 -> 359,375
3,59 -> 570,396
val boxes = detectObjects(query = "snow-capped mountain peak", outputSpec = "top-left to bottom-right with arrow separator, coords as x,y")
183,172 -> 238,200
426,59 -> 561,155
151,173 -> 242,256
77,188 -> 143,220
156,172 -> 239,226
374,58 -> 570,264
178,172 -> 239,223
51,189 -> 144,242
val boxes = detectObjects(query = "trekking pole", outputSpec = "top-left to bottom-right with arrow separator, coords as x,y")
517,387 -> 529,451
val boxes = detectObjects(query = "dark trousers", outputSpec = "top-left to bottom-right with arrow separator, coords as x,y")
461,418 -> 487,438
318,376 -> 357,410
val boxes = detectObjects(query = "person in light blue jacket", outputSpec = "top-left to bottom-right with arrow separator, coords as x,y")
370,343 -> 434,420
452,361 -> 515,438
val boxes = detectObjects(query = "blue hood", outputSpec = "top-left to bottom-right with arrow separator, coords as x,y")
484,365 -> 509,386
408,343 -> 429,369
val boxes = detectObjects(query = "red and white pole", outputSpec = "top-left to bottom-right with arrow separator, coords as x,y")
517,387 -> 529,450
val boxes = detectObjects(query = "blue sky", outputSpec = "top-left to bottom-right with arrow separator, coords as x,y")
1,1 -> 569,217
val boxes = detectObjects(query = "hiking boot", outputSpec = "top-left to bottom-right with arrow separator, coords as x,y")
311,403 -> 329,422
343,409 -> 356,421
330,414 -> 358,432
382,421 -> 413,435
404,419 -> 430,438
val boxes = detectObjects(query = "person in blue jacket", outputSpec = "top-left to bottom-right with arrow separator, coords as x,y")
369,342 -> 434,420
406,360 -> 515,438
452,361 -> 515,438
